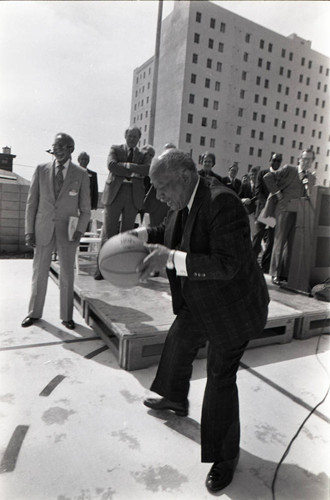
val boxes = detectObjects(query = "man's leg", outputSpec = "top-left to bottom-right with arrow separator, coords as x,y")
56,239 -> 78,322
120,184 -> 138,232
27,238 -> 55,318
261,226 -> 274,273
150,307 -> 206,402
201,340 -> 248,463
252,221 -> 266,260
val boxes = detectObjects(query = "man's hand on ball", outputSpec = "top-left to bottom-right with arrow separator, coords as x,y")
137,244 -> 170,281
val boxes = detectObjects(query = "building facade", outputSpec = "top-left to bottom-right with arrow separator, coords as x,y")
130,0 -> 330,184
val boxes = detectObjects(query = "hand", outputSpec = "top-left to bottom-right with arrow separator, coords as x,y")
276,191 -> 283,201
72,230 -> 82,242
25,233 -> 36,247
137,244 -> 171,281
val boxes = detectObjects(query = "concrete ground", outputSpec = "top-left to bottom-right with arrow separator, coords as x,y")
0,260 -> 329,500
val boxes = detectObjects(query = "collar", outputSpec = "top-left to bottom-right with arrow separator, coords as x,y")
187,176 -> 200,212
55,159 -> 70,169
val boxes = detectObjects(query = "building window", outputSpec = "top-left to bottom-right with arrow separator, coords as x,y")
261,114 -> 266,123
295,108 -> 300,116
287,69 -> 291,78
301,126 -> 305,134
299,74 -> 303,83
265,79 -> 269,88
208,38 -> 214,49
210,17 -> 216,29
145,110 -> 148,117
254,94 -> 259,103
317,81 -> 321,90
194,33 -> 200,44
205,78 -> 211,88
249,147 -> 254,155
294,124 -> 298,132
210,138 -> 216,148
216,62 -> 222,72
280,137 -> 284,145
237,126 -> 242,135
297,91 -> 301,99
320,116 -> 324,124
191,73 -> 196,84
260,39 -> 264,49
220,22 -> 226,33
302,110 -> 306,118
200,136 -> 206,146
243,52 -> 248,62
289,52 -> 293,61
196,11 -> 201,22
189,93 -> 195,104
306,77 -> 310,85
278,84 -> 282,92
187,113 -> 193,124
192,53 -> 198,63
211,119 -> 217,129
324,84 -> 328,92
259,131 -> 264,140
314,113 -> 317,122
201,117 -> 207,127
301,57 -> 305,66
186,133 -> 191,143
242,71 -> 247,81
203,97 -> 209,107
315,97 -> 319,105
279,66 -> 284,75
218,42 -> 224,52
274,118 -> 278,127
258,149 -> 262,157
276,101 -> 280,110
251,130 -> 256,138
284,103 -> 288,112
207,58 -> 212,68
292,140 -> 296,148
266,61 -> 271,70
263,97 -> 267,106
240,90 -> 245,99
318,131 -> 322,139
235,144 -> 240,153
256,76 -> 261,85
238,108 -> 244,117
253,112 -> 257,121
312,130 -> 315,137
272,135 -> 277,143
215,81 -> 220,91
304,94 -> 308,102
285,87 -> 289,96
245,33 -> 251,43
258,58 -> 262,67
268,43 -> 273,52
213,100 -> 219,110
282,121 -> 286,129
281,48 -> 286,57
319,65 -> 323,73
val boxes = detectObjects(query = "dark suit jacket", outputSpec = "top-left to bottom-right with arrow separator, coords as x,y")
101,144 -> 150,210
198,169 -> 223,187
239,182 -> 256,215
87,168 -> 98,210
147,179 -> 269,347
221,176 -> 242,194
255,168 -> 272,217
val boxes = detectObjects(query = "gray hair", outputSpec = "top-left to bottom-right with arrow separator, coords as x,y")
151,150 -> 197,176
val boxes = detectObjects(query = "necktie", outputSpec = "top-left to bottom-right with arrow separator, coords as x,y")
181,206 -> 189,232
127,148 -> 133,162
55,164 -> 64,198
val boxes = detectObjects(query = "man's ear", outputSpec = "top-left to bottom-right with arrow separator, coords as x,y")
181,170 -> 191,184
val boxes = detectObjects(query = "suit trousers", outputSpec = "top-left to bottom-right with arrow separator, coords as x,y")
28,232 -> 78,321
150,305 -> 248,463
101,183 -> 138,244
269,211 -> 296,279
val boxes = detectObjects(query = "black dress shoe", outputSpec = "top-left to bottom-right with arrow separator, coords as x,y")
94,271 -> 104,280
206,456 -> 239,493
62,320 -> 75,330
143,397 -> 188,417
21,316 -> 39,328
271,276 -> 281,286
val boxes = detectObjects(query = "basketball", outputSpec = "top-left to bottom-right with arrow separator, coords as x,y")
99,233 -> 148,288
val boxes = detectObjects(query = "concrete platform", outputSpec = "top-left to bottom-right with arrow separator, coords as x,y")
0,260 -> 329,500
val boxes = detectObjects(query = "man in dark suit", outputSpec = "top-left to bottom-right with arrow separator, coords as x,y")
252,153 -> 282,272
264,149 -> 316,285
95,126 -> 150,279
22,133 -> 91,330
134,150 -> 269,493
221,163 -> 242,194
78,151 -> 99,210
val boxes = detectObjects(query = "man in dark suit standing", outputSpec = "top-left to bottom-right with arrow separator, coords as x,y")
252,153 -> 282,272
22,133 -> 91,330
221,163 -> 242,194
134,150 -> 269,493
95,126 -> 150,279
78,151 -> 99,210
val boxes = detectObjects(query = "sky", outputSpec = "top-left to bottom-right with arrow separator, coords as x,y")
1,1 -> 329,183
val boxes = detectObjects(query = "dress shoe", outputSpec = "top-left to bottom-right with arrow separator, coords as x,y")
21,316 -> 39,328
271,276 -> 281,286
62,320 -> 75,330
143,397 -> 188,417
94,271 -> 104,280
205,455 -> 239,493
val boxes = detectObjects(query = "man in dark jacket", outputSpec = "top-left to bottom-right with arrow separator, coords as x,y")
134,150 -> 269,493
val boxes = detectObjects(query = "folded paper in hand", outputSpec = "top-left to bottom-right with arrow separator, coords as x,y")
68,216 -> 79,241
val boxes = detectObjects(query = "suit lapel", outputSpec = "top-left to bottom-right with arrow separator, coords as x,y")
180,181 -> 206,251
57,162 -> 73,199
48,161 -> 56,201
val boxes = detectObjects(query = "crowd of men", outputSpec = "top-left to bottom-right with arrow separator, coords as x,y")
21,128 -> 316,493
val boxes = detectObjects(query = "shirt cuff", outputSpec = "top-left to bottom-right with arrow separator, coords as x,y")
134,227 -> 148,242
174,250 -> 188,276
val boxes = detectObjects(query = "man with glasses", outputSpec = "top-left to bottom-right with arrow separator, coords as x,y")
22,133 -> 91,330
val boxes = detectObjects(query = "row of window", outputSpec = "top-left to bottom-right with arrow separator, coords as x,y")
186,133 -> 216,148
194,11 -> 329,75
135,66 -> 152,83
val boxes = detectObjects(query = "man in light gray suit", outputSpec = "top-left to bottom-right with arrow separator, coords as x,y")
22,133 -> 91,330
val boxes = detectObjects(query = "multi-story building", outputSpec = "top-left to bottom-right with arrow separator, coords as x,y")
130,1 -> 330,185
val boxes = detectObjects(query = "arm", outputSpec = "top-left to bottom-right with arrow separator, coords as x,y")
75,170 -> 91,236
107,147 -> 150,178
25,165 -> 40,245
91,172 -> 99,210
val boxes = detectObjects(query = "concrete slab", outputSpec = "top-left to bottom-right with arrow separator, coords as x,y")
0,260 -> 329,499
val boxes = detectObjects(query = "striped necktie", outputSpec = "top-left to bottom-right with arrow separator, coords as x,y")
55,164 -> 64,198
